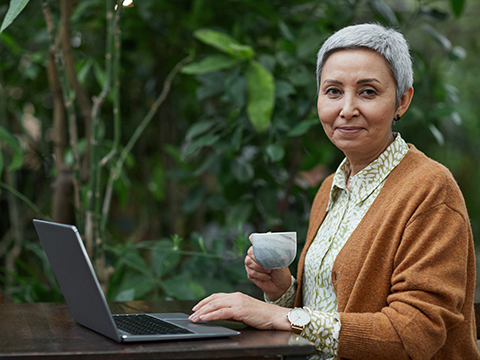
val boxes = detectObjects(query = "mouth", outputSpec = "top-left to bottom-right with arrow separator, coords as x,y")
336,126 -> 364,135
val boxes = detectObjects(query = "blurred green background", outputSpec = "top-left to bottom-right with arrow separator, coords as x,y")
1,0 -> 479,303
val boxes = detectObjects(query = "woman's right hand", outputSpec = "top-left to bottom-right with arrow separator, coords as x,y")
245,243 -> 292,301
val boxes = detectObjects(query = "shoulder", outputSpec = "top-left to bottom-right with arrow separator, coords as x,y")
384,144 -> 468,219
397,144 -> 459,191
401,145 -> 452,178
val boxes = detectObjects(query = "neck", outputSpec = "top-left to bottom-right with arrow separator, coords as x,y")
346,133 -> 395,178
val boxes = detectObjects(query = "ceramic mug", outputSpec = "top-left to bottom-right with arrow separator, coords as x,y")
251,232 -> 297,269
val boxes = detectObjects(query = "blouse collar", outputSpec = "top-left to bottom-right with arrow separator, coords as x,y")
328,133 -> 409,208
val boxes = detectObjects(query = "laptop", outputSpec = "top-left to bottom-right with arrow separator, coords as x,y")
33,219 -> 240,342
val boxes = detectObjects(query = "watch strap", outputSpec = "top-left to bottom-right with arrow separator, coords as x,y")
291,323 -> 304,335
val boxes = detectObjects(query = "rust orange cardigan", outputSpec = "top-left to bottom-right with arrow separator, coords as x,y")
294,145 -> 479,360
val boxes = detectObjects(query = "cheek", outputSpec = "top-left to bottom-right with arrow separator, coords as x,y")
317,114 -> 335,140
317,101 -> 336,127
363,106 -> 394,128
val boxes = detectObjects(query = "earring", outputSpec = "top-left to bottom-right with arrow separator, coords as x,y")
394,114 -> 401,122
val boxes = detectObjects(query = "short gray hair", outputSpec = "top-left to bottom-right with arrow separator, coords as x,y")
316,23 -> 413,106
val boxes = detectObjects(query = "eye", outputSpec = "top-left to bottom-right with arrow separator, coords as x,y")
325,87 -> 342,96
360,88 -> 377,97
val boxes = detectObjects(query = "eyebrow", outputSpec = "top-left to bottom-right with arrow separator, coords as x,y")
357,78 -> 381,84
322,78 -> 381,85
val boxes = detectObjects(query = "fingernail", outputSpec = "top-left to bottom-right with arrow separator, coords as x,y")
192,305 -> 198,311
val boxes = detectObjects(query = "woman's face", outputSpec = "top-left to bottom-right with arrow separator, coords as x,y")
317,48 -> 409,168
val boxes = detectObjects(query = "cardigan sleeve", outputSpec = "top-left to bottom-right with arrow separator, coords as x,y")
337,202 -> 470,360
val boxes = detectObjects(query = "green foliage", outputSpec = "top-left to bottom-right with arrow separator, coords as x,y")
0,0 -> 30,33
450,0 -> 466,17
246,60 -> 275,133
0,125 -> 23,178
193,29 -> 255,59
0,0 -> 479,304
106,233 -> 249,301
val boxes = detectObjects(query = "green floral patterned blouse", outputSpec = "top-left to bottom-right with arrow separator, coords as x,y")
266,134 -> 409,359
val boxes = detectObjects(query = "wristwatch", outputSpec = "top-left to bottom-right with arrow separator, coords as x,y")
287,307 -> 311,335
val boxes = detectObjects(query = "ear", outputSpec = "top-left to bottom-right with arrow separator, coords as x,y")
396,87 -> 414,117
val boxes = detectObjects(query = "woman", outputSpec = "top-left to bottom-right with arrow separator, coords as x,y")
189,23 -> 480,359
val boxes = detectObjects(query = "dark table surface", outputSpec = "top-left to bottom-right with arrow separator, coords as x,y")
0,300 -> 316,360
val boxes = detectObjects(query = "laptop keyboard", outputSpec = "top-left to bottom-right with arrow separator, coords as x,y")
113,314 -> 193,335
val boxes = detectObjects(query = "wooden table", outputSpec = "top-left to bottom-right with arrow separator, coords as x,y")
0,300 -> 316,359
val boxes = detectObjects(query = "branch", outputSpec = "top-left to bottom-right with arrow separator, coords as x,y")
0,181 -> 49,219
42,1 -> 83,228
85,0 -> 117,255
100,3 -> 122,167
100,54 -> 194,231
59,0 -> 92,180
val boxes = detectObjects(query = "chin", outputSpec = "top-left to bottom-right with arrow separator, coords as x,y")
333,140 -> 364,154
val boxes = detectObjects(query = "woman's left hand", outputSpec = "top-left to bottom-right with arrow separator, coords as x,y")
189,292 -> 291,331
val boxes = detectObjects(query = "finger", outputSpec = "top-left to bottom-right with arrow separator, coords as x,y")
191,293 -> 224,312
192,292 -> 237,316
246,247 -> 261,267
190,295 -> 235,322
198,307 -> 235,322
245,252 -> 271,273
246,266 -> 272,282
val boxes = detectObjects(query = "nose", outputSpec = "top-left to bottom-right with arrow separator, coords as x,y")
340,93 -> 360,120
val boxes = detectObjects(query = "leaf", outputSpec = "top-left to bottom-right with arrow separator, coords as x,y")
121,250 -> 151,277
193,29 -> 254,59
224,72 -> 246,108
117,273 -> 155,300
162,274 -> 205,300
286,65 -> 311,86
419,8 -> 449,21
151,240 -> 180,278
7,151 -> 23,172
450,112 -> 462,126
114,288 -> 135,302
183,133 -> 220,157
450,46 -> 466,60
422,24 -> 451,52
195,72 -> 225,100
0,32 -> 22,55
181,55 -> 243,74
226,203 -> 253,227
0,125 -> 22,153
93,60 -> 107,89
0,0 -> 31,33
275,80 -> 296,99
278,21 -> 294,41
296,34 -> 323,59
451,0 -> 466,18
429,124 -> 445,146
185,120 -> 216,140
246,60 -> 275,133
231,157 -> 254,183
0,126 -> 23,172
372,0 -> 398,26
182,186 -> 205,213
77,58 -> 94,85
147,163 -> 165,201
266,144 -> 285,162
287,119 -> 318,137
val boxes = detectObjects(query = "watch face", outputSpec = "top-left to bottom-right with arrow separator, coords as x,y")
288,308 -> 310,326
